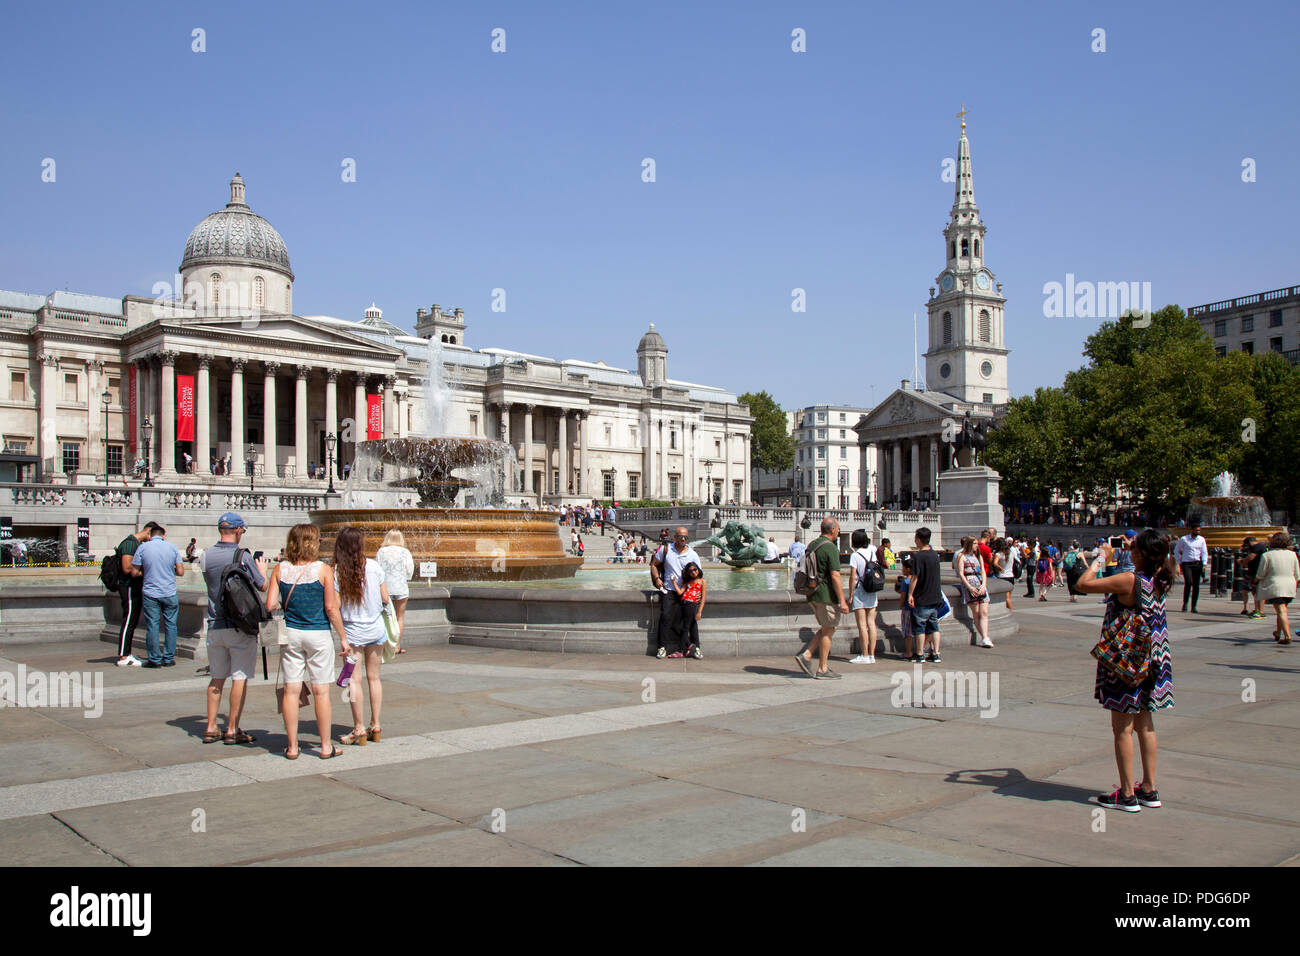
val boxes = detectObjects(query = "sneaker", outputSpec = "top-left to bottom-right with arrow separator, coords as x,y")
1248,611 -> 1266,619
1094,787 -> 1140,813
849,655 -> 869,664
162,661 -> 176,667
794,653 -> 816,677
1134,785 -> 1161,808
930,653 -> 942,663
924,651 -> 937,663
866,655 -> 876,664
656,647 -> 666,659
909,654 -> 924,664
141,661 -> 162,669
116,656 -> 142,668
690,645 -> 703,660
814,668 -> 842,680
978,639 -> 994,648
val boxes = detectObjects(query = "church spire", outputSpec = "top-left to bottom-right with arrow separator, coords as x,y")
952,107 -> 977,217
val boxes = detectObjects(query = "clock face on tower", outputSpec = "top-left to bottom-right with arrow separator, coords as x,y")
976,272 -> 991,290
940,273 -> 955,292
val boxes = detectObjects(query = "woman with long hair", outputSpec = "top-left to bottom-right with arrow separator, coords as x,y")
266,523 -> 349,759
334,526 -> 391,745
376,529 -> 414,654
954,536 -> 992,648
991,536 -> 1015,612
1075,528 -> 1174,812
1254,532 -> 1300,644
847,529 -> 880,663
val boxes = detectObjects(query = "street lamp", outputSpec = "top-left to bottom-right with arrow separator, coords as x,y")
325,432 -> 337,494
245,444 -> 258,493
704,459 -> 714,504
101,387 -> 111,496
838,469 -> 848,510
141,417 -> 154,487
608,466 -> 617,505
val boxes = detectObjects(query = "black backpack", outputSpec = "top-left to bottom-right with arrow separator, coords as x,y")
857,549 -> 886,593
99,552 -> 122,591
219,548 -> 268,637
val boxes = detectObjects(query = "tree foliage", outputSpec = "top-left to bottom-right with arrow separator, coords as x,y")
739,390 -> 795,473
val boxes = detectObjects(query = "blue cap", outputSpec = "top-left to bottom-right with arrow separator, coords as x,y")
218,512 -> 247,529
1124,528 -> 1137,539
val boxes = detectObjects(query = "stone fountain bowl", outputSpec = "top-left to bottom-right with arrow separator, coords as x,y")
366,436 -> 508,470
1187,496 -> 1283,549
312,508 -> 584,582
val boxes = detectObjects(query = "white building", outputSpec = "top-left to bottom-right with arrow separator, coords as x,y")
0,174 -> 752,514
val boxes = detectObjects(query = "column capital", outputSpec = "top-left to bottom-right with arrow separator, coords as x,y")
87,358 -> 105,373
522,403 -> 535,414
198,355 -> 213,369
230,357 -> 247,373
38,352 -> 58,367
383,374 -> 397,387
264,360 -> 280,375
296,364 -> 311,380
160,350 -> 178,367
326,368 -> 340,382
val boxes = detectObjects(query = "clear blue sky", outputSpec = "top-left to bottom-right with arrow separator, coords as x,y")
2,0 -> 1296,410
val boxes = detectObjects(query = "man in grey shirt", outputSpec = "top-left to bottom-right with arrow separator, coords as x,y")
199,512 -> 268,744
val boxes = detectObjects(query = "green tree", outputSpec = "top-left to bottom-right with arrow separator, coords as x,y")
984,386 -> 1085,504
739,391 -> 795,472
1238,352 -> 1300,518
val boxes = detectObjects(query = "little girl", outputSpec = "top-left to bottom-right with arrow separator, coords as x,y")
673,562 -> 707,659
897,556 -> 925,662
1036,552 -> 1054,601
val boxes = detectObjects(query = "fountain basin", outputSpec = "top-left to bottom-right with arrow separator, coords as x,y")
312,508 -> 583,582
1187,496 -> 1283,549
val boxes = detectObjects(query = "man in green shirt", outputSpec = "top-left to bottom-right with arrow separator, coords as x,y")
795,517 -> 849,679
114,521 -> 164,667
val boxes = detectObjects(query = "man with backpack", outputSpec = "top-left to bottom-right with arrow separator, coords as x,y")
110,521 -> 165,668
199,513 -> 268,745
132,523 -> 185,668
794,518 -> 849,679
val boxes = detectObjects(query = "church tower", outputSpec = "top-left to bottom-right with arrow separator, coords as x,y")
923,113 -> 1009,406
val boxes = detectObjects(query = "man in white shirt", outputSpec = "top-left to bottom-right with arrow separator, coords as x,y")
1174,522 -> 1209,613
764,537 -> 779,563
650,526 -> 701,657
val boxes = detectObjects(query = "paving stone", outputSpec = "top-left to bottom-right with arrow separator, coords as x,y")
0,813 -> 126,866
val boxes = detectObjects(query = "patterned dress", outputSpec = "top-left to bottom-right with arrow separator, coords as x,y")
1095,571 -> 1173,712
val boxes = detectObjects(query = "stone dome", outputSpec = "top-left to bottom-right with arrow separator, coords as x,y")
637,323 -> 666,352
180,174 -> 294,280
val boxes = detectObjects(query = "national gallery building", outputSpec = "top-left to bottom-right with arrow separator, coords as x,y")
0,175 -> 753,507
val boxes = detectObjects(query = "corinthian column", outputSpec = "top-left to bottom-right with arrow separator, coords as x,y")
263,361 -> 279,478
295,364 -> 310,479
196,356 -> 211,473
325,369 -> 338,476
158,351 -> 178,475
230,358 -> 246,464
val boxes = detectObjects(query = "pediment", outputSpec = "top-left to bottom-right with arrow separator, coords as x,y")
856,389 -> 953,433
180,315 -> 404,357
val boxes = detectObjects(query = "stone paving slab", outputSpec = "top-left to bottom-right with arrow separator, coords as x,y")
1,813 -> 125,866
251,826 -> 576,866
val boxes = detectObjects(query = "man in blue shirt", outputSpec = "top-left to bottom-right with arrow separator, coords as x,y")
788,534 -> 806,564
132,524 -> 185,668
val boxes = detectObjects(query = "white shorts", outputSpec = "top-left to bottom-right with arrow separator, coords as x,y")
206,627 -> 258,681
281,627 -> 335,686
851,590 -> 878,611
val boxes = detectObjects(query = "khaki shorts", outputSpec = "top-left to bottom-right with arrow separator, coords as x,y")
281,626 -> 335,686
206,627 -> 258,681
810,602 -> 842,629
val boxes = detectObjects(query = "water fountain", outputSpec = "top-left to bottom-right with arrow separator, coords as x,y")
310,340 -> 582,581
1186,471 -> 1283,548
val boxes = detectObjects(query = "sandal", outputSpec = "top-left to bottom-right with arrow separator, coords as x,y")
223,730 -> 256,745
395,648 -> 407,654
319,745 -> 343,759
367,726 -> 382,743
202,730 -> 223,744
340,729 -> 368,746
283,748 -> 300,760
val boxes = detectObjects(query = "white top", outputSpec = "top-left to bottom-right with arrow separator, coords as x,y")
376,545 -> 414,598
765,540 -> 779,561
334,557 -> 386,642
848,546 -> 877,593
654,544 -> 701,593
995,549 -> 1014,578
1174,534 -> 1209,566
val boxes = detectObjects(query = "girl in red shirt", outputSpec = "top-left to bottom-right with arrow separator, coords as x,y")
673,562 -> 707,659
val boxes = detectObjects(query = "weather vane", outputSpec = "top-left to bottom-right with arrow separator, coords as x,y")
956,103 -> 969,132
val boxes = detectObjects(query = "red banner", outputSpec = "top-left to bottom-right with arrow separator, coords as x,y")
367,394 -> 382,440
176,374 -> 195,442
127,365 -> 138,453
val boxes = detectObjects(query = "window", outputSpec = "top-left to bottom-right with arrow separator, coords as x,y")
1214,319 -> 1228,337
670,430 -> 677,450
950,240 -> 956,259
983,392 -> 994,404
961,238 -> 969,257
106,444 -> 123,475
469,414 -> 478,435
603,472 -> 615,498
63,373 -> 78,403
1215,345 -> 1227,358
1270,337 -> 1284,353
817,429 -> 826,439
628,473 -> 639,498
817,412 -> 825,422
798,449 -> 803,462
839,413 -> 845,422
108,377 -> 120,405
715,440 -> 721,456
979,309 -> 991,342
943,312 -> 953,344
552,470 -> 559,494
733,479 -> 742,501
1270,309 -> 1283,327
10,371 -> 25,401
840,446 -> 847,459
62,441 -> 81,473
604,425 -> 612,444
839,429 -> 846,439
1242,341 -> 1254,354
253,276 -> 265,309
630,426 -> 638,444
817,446 -> 825,459
974,238 -> 980,258
817,469 -> 826,487
4,439 -> 29,454
210,273 -> 221,311
670,475 -> 680,498
818,495 -> 826,509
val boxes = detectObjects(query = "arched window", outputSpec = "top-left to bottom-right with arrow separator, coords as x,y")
973,238 -> 980,258
449,336 -> 456,345
210,273 -> 221,312
961,238 -> 969,257
253,276 -> 264,309
979,309 -> 991,342
942,311 -> 953,344
441,334 -> 448,343
949,240 -> 956,260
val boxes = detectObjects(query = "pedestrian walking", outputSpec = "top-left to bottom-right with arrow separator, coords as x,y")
376,529 -> 414,654
1174,523 -> 1208,613
794,518 -> 849,679
1254,532 -> 1299,644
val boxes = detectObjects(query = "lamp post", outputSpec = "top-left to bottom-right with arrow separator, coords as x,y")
141,417 -> 154,487
838,468 -> 848,511
608,466 -> 617,505
325,432 -> 337,494
704,459 -> 714,505
101,387 -> 111,496
246,444 -> 258,493
864,469 -> 875,509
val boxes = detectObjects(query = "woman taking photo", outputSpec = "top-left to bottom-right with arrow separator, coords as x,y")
335,526 -> 391,745
847,529 -> 880,664
1254,532 -> 1299,644
266,523 -> 348,760
376,529 -> 414,654
954,536 -> 992,648
1075,529 -> 1173,812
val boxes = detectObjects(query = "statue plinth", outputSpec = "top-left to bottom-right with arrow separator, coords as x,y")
936,465 -> 1005,550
